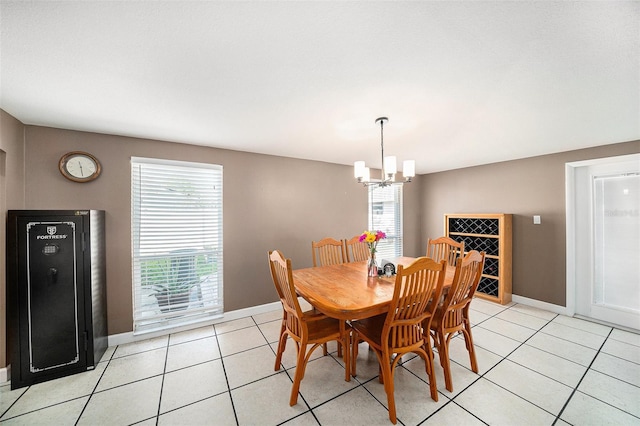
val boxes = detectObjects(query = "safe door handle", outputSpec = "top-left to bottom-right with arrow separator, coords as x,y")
48,267 -> 58,285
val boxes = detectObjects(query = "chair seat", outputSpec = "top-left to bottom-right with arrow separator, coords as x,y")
306,315 -> 342,340
350,314 -> 386,347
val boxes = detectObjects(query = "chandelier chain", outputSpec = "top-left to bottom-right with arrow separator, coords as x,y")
380,118 -> 384,178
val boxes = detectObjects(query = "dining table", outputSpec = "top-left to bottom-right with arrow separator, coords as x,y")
292,256 -> 456,321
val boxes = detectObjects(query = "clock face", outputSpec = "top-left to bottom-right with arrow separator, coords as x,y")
59,151 -> 101,182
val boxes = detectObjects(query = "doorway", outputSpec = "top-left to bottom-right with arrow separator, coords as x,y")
566,153 -> 640,331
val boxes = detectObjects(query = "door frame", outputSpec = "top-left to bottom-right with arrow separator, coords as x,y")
565,152 -> 640,321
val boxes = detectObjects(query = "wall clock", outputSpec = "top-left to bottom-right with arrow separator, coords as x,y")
58,151 -> 102,183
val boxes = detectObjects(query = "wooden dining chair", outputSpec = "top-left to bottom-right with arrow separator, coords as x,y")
311,237 -> 345,267
268,250 -> 350,406
271,274 -> 330,362
311,237 -> 347,356
427,236 -> 465,266
350,257 -> 446,424
429,250 -> 485,392
343,235 -> 370,263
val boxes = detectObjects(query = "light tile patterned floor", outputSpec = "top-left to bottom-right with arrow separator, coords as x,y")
1,299 -> 639,425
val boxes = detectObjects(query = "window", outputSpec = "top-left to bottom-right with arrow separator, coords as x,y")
368,184 -> 403,259
131,157 -> 223,334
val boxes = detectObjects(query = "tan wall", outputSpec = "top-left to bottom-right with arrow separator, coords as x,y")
3,114 -> 638,363
420,139 -> 640,306
22,125 -> 417,335
400,174 -> 423,257
0,110 -> 26,369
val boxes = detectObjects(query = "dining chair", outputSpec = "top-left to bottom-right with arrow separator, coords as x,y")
311,237 -> 347,356
272,284 -> 330,362
311,237 -> 346,267
427,236 -> 465,266
343,235 -> 370,263
268,250 -> 350,406
350,257 -> 446,424
429,250 -> 485,392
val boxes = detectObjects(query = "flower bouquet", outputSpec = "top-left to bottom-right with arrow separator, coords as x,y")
359,230 -> 386,276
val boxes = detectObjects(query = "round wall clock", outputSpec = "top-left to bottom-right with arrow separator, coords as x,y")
58,151 -> 102,182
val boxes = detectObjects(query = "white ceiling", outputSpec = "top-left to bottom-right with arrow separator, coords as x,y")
1,1 -> 638,173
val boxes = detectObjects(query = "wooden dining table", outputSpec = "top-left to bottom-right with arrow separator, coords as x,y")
292,257 -> 456,321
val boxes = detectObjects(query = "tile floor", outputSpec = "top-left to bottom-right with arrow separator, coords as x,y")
1,299 -> 639,425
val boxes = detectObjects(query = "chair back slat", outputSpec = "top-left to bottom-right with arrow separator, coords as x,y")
312,237 -> 345,266
343,235 -> 370,262
427,236 -> 465,266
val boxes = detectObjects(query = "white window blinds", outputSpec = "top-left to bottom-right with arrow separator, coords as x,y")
368,184 -> 403,259
131,157 -> 223,334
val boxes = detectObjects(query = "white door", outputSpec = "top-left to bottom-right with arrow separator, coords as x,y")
568,154 -> 640,330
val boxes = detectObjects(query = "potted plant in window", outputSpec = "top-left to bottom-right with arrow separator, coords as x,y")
151,281 -> 197,313
145,252 -> 201,313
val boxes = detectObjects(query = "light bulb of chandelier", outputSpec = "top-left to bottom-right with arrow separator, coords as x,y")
362,167 -> 370,182
354,161 -> 366,179
403,160 -> 415,179
384,156 -> 397,178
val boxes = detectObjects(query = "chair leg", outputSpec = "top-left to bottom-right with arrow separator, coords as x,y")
423,333 -> 439,401
341,324 -> 351,382
342,335 -> 350,382
289,340 -> 308,406
336,321 -> 346,357
324,324 -> 346,359
440,331 -> 453,392
430,328 -> 447,370
351,331 -> 359,377
274,323 -> 287,371
463,319 -> 479,373
379,352 -> 397,424
430,329 -> 439,352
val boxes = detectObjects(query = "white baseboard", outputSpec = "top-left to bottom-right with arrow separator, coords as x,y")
511,294 -> 568,316
0,365 -> 9,383
108,301 -> 281,347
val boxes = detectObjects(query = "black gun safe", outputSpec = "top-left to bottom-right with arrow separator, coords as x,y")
7,210 -> 107,389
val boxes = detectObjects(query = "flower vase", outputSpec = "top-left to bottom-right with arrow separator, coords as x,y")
367,253 -> 378,277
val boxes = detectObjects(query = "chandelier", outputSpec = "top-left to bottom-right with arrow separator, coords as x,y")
354,117 -> 415,187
